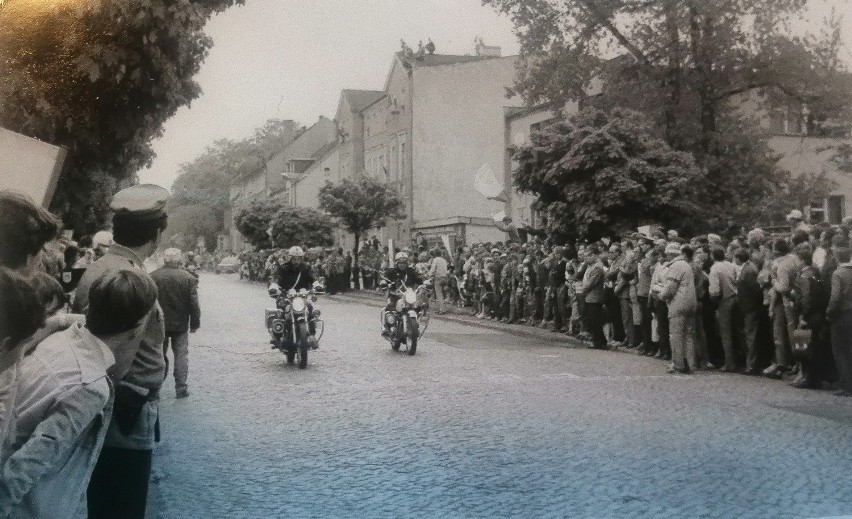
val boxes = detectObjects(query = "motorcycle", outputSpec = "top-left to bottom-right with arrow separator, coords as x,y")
266,288 -> 324,369
380,278 -> 430,355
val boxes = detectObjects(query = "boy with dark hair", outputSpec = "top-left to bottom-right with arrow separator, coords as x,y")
0,269 -> 157,519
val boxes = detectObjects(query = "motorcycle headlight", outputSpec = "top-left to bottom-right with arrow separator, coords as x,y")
271,319 -> 286,335
385,312 -> 397,325
292,297 -> 307,313
404,290 -> 417,305
395,299 -> 405,312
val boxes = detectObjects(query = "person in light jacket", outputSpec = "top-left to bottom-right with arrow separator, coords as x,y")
581,246 -> 607,349
0,269 -> 157,519
661,243 -> 699,374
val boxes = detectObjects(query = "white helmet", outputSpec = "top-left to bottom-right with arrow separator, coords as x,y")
395,252 -> 408,261
288,246 -> 305,257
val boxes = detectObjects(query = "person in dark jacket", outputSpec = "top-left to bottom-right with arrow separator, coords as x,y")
736,248 -> 763,374
151,248 -> 201,399
826,245 -> 852,396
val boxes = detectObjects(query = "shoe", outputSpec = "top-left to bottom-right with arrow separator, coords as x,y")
667,366 -> 689,374
790,379 -> 818,389
762,364 -> 779,376
763,369 -> 783,379
176,388 -> 190,399
654,351 -> 665,359
741,367 -> 761,376
833,389 -> 852,397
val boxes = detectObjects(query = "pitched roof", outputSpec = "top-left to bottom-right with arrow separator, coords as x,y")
397,52 -> 495,68
342,89 -> 385,112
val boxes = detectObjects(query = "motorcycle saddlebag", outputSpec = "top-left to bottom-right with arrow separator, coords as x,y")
265,308 -> 279,330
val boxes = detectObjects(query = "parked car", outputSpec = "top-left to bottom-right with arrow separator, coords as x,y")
216,255 -> 240,274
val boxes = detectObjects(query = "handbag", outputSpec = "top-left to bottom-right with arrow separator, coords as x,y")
791,327 -> 812,361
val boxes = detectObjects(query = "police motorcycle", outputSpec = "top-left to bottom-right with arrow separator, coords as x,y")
265,246 -> 323,369
379,271 -> 431,355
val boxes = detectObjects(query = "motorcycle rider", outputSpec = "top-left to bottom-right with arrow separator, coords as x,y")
380,252 -> 425,337
268,246 -> 319,348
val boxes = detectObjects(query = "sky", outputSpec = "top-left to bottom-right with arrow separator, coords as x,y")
138,0 -> 520,188
138,0 -> 852,190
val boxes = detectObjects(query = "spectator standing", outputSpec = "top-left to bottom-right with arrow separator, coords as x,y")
151,249 -> 201,399
765,239 -> 801,378
709,247 -> 739,371
428,248 -> 449,315
73,184 -> 169,519
736,249 -> 764,375
636,240 -> 656,355
581,246 -> 607,349
826,245 -> 852,396
0,269 -> 156,519
661,243 -> 699,374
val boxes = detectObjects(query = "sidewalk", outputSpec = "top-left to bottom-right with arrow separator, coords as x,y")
324,289 -> 586,346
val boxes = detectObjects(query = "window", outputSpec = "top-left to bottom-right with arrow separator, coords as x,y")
809,200 -> 825,224
828,195 -> 845,225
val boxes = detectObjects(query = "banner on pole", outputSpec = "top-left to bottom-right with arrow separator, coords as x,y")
0,127 -> 66,207
440,234 -> 454,262
474,163 -> 507,202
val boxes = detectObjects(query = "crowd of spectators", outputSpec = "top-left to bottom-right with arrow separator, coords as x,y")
442,210 -> 852,396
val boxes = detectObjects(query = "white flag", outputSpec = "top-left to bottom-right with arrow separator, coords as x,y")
474,163 -> 505,201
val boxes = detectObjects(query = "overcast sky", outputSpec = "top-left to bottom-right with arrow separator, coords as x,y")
138,0 -> 851,189
138,0 -> 520,188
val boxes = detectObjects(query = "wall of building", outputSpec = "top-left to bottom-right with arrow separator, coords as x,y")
410,56 -> 524,229
769,135 -> 852,224
294,146 -> 340,210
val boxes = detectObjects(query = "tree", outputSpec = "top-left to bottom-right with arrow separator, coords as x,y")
168,119 -> 300,248
513,108 -> 701,239
319,176 -> 405,288
161,204 -> 220,252
0,0 -> 243,234
233,199 -> 283,250
485,0 -> 852,222
269,206 -> 334,249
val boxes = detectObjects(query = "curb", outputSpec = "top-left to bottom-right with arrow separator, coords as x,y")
323,291 -> 586,347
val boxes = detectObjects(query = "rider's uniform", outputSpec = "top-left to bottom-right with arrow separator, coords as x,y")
383,267 -> 423,311
272,263 -> 315,292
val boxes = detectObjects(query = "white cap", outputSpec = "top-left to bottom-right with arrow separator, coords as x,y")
395,252 -> 408,261
288,246 -> 305,257
164,248 -> 182,266
786,209 -> 804,221
92,231 -> 113,248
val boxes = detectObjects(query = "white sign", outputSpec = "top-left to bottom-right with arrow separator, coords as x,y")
474,163 -> 506,201
0,127 -> 66,207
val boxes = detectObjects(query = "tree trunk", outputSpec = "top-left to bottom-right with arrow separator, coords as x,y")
664,0 -> 683,148
689,4 -> 716,164
353,232 -> 361,290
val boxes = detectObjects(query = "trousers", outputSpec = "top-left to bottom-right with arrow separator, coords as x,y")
163,331 -> 189,391
717,297 -> 738,369
669,312 -> 697,372
88,447 -> 153,519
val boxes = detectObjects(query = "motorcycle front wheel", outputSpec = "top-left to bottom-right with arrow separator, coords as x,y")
406,316 -> 419,356
295,322 -> 309,369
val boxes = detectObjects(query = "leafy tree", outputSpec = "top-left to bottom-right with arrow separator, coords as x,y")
168,119 -> 300,247
233,199 -> 283,250
0,0 -> 242,234
161,204 -> 220,252
269,206 -> 334,249
513,108 -> 701,239
318,176 -> 405,287
485,0 -> 851,223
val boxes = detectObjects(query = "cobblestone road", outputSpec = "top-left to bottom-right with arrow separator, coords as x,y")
150,274 -> 852,519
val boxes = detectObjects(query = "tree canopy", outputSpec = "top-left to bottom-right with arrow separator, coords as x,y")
269,206 -> 334,249
514,108 -> 701,239
0,0 -> 242,235
318,176 -> 405,268
486,0 -> 851,228
233,199 -> 282,250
